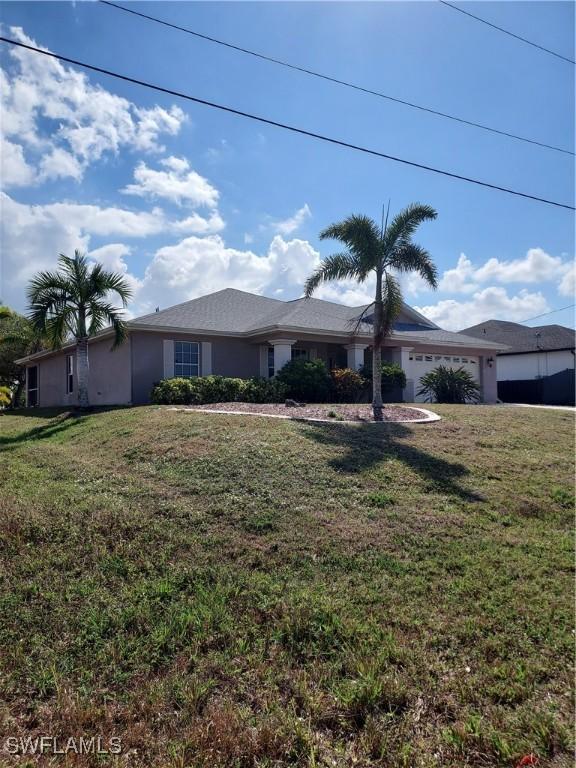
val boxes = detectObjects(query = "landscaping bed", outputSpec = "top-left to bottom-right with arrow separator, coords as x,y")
185,401 -> 426,422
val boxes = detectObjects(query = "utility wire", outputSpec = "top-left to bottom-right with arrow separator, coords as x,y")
519,304 -> 575,324
439,0 -> 575,65
99,0 -> 573,157
1,35 -> 574,211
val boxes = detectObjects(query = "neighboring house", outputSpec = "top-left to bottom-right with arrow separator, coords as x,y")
17,288 -> 504,407
461,320 -> 575,405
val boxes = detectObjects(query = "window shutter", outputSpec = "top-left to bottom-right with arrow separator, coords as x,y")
163,340 -> 174,379
201,342 -> 212,376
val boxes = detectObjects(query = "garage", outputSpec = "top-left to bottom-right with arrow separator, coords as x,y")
409,352 -> 479,402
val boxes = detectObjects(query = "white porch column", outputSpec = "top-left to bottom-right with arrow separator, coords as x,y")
390,346 -> 414,402
268,339 -> 297,376
344,343 -> 369,371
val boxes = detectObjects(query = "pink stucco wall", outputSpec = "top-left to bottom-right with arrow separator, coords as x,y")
29,336 -> 132,407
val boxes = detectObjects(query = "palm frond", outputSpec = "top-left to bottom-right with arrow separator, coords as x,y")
304,252 -> 364,298
89,265 -> 133,306
58,251 -> 90,300
87,302 -> 129,348
388,243 -> 438,289
43,305 -> 77,349
379,271 -> 403,340
382,203 -> 437,256
319,214 -> 381,269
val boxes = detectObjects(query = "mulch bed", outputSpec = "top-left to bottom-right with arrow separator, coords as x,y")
185,402 -> 426,422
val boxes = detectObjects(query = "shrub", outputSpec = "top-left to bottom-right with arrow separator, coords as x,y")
242,377 -> 287,404
151,375 -> 287,405
360,362 -> 406,392
417,365 -> 480,404
276,358 -> 333,402
330,368 -> 368,403
151,377 -> 196,405
0,385 -> 11,408
196,376 -> 247,403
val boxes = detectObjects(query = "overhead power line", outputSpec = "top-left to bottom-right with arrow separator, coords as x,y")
439,0 -> 575,65
1,35 -> 574,212
519,304 -> 575,324
99,0 -> 573,157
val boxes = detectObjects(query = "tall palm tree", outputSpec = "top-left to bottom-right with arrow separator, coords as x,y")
27,250 -> 132,408
304,203 -> 438,420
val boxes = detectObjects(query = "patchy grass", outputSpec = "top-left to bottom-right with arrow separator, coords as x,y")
0,404 -> 573,767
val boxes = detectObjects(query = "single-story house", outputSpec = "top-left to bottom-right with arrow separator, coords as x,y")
18,288 -> 505,407
460,319 -> 575,405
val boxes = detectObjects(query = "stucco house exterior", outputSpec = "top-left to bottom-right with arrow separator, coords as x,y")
18,288 -> 504,407
461,320 -> 575,405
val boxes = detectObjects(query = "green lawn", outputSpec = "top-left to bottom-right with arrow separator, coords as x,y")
0,405 -> 573,767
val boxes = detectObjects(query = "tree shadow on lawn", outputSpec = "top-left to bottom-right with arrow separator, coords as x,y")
0,410 -> 88,450
300,420 -> 484,503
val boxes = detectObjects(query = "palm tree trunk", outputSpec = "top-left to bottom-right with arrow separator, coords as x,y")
372,268 -> 384,421
76,337 -> 89,409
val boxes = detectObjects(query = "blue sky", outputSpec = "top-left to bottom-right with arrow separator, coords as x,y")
1,0 -> 574,329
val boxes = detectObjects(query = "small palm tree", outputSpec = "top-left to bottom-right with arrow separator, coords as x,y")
417,365 -> 480,404
27,250 -> 132,408
305,203 -> 438,420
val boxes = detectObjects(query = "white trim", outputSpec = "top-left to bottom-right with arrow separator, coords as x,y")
267,338 -> 298,346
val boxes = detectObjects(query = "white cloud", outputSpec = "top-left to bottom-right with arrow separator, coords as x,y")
0,192 -> 90,307
474,248 -> 569,284
1,26 -> 186,183
43,201 -> 170,237
133,234 -> 322,316
0,192 -> 226,309
314,279 -> 374,307
0,137 -> 35,187
268,235 -> 319,285
415,287 -> 549,331
439,254 -> 477,294
122,157 -> 219,208
172,211 -> 225,235
558,262 -> 575,297
88,243 -> 143,299
38,147 -> 83,182
273,204 -> 311,235
438,248 -> 571,294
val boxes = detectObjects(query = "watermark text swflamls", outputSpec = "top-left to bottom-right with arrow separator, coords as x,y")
3,735 -> 122,755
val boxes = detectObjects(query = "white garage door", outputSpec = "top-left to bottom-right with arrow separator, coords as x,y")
410,353 -> 479,403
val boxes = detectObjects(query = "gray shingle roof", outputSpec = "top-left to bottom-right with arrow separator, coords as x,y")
130,289 -> 371,334
129,288 -> 504,349
130,289 -> 282,333
460,320 -> 575,354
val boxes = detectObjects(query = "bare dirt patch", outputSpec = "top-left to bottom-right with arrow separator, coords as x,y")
183,402 -> 427,422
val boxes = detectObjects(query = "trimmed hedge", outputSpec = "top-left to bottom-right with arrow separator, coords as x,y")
151,375 -> 287,405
